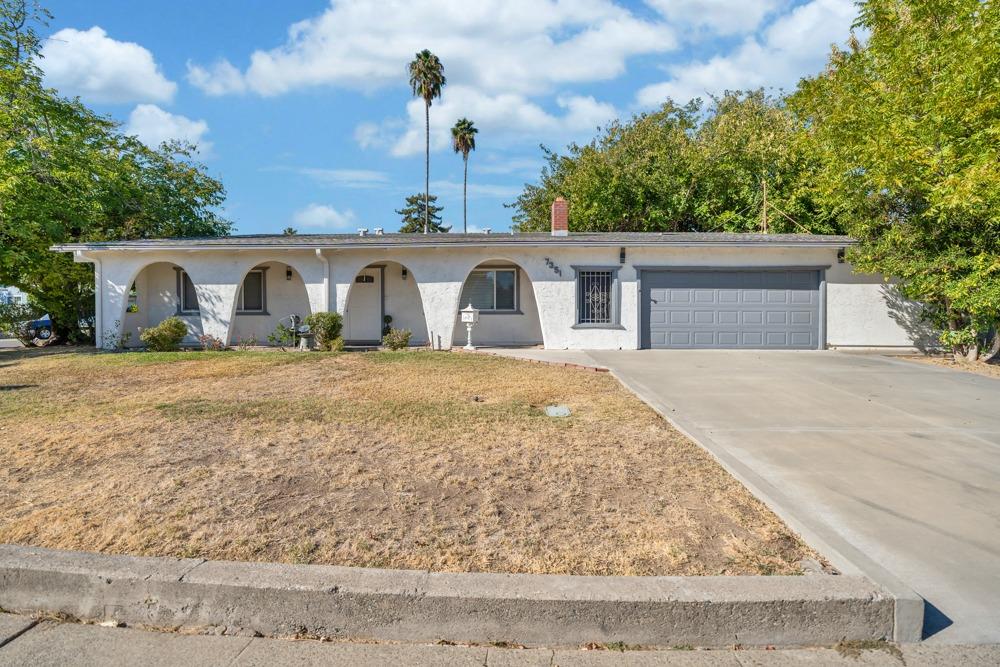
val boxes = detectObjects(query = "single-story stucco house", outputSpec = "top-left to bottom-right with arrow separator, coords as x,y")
52,199 -> 932,351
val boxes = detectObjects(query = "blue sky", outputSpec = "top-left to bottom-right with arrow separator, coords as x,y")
40,0 -> 858,235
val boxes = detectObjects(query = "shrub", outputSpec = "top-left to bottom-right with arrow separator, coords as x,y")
329,336 -> 345,352
140,317 -> 189,351
267,322 -> 295,348
382,327 -> 412,350
305,311 -> 343,351
235,334 -> 257,351
198,334 -> 226,351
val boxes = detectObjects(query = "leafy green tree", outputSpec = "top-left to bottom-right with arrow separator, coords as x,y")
789,0 -> 1000,359
510,101 -> 700,232
408,49 -> 446,234
509,93 -> 833,235
691,91 -> 834,234
282,227 -> 298,235
451,117 -> 477,233
396,193 -> 448,233
0,0 -> 230,341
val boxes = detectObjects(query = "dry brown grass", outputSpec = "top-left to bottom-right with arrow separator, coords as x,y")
904,354 -> 1000,380
0,347 -> 817,576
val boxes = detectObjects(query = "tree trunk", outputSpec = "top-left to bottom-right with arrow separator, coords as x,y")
967,342 -> 980,363
982,327 -> 1000,363
463,154 -> 468,233
424,100 -> 430,235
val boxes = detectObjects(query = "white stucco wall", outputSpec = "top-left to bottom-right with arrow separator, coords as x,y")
825,262 -> 937,349
77,241 -> 933,351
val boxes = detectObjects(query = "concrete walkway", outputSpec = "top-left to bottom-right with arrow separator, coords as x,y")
2,615 -> 999,666
583,350 -> 1000,645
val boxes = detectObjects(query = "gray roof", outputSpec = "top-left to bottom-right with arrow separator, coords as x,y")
53,232 -> 854,252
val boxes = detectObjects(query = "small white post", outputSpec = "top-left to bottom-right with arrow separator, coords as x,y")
460,303 -> 479,351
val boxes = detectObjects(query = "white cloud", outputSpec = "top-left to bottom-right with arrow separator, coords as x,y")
188,1 -> 675,98
41,27 -> 176,104
125,104 -> 211,151
185,59 -> 246,96
292,203 -> 357,229
645,0 -> 785,36
386,85 -> 617,157
636,0 -> 855,107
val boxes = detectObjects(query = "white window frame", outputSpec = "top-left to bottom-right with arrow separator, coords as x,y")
236,269 -> 268,315
464,268 -> 519,313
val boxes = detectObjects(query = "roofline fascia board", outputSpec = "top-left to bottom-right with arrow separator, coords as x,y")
51,240 -> 855,253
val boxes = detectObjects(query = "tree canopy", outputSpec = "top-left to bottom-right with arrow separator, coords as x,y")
396,193 -> 448,233
0,0 -> 230,341
789,0 -> 1000,358
509,92 -> 834,235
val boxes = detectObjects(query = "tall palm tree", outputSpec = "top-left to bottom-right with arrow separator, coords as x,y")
407,49 -> 446,234
451,118 -> 478,234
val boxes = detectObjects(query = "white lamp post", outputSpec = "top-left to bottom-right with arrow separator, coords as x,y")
460,303 -> 480,350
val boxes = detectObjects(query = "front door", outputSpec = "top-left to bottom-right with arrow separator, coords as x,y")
346,268 -> 382,342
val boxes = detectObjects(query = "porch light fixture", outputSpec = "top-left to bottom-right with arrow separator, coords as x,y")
837,248 -> 846,263
286,268 -> 293,281
619,247 -> 626,264
402,267 -> 408,280
460,303 -> 480,351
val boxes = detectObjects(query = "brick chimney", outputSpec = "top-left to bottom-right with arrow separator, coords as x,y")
550,197 -> 568,236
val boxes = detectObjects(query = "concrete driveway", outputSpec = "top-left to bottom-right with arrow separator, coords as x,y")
585,350 -> 1000,644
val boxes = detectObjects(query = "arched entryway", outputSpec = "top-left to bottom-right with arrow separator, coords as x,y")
118,261 -> 204,347
453,259 -> 543,347
226,261 -> 313,346
344,261 -> 427,345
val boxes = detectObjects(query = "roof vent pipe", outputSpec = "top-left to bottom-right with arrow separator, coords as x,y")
374,227 -> 384,236
551,197 -> 568,236
358,228 -> 368,237
482,228 -> 491,234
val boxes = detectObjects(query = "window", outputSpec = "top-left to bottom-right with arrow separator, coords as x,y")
460,269 -> 517,312
576,269 -> 616,325
178,271 -> 200,313
237,270 -> 266,313
126,282 -> 139,313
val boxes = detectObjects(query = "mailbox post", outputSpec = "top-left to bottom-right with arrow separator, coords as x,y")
460,303 -> 480,350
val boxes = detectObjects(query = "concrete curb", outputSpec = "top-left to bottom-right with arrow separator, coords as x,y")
0,545 -> 894,648
589,354 -> 925,643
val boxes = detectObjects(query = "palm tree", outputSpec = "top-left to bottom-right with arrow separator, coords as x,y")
407,49 -> 446,234
451,118 -> 478,233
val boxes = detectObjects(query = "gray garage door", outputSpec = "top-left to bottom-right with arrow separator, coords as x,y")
642,269 -> 821,349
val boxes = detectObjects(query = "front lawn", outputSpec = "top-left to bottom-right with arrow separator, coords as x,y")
0,348 -> 816,576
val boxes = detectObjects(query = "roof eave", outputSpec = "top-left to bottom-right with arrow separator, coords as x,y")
51,239 -> 855,253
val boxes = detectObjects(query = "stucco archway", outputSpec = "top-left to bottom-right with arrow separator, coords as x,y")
343,261 -> 427,345
452,258 -> 544,347
118,260 -> 204,347
225,261 -> 314,346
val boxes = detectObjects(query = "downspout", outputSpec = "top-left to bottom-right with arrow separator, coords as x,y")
315,248 -> 330,312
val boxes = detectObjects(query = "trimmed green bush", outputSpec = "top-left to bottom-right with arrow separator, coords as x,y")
140,317 -> 189,352
305,311 -> 344,351
382,327 -> 412,350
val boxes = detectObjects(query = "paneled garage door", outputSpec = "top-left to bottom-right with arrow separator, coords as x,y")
642,269 -> 822,349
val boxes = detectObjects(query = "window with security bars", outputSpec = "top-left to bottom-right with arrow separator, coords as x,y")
577,270 -> 613,324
